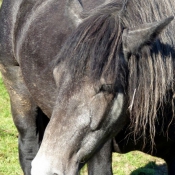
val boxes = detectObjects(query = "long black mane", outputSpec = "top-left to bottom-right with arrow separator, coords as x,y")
55,2 -> 126,86
54,0 -> 175,150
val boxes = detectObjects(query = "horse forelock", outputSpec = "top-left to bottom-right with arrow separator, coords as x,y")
55,1 -> 127,87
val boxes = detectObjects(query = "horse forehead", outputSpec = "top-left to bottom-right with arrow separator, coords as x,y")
70,83 -> 97,100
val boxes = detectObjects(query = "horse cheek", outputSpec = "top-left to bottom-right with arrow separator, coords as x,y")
89,92 -> 114,131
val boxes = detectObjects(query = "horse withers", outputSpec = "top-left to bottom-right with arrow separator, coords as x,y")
0,0 -> 175,174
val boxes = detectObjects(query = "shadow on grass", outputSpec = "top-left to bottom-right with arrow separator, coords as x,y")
130,162 -> 167,175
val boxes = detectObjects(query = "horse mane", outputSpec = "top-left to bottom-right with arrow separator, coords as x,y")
55,0 -> 175,150
121,0 -> 175,150
55,2 -> 127,86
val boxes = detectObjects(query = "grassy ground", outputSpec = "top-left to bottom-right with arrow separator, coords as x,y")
0,73 -> 168,175
0,74 -> 22,174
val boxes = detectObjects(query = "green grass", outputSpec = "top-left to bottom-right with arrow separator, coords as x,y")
0,73 -> 168,175
0,74 -> 22,175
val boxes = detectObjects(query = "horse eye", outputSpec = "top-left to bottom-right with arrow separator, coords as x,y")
100,84 -> 114,93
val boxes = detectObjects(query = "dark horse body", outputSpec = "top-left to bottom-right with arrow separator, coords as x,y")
0,0 -> 175,175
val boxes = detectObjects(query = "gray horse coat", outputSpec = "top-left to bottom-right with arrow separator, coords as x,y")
0,0 -> 175,175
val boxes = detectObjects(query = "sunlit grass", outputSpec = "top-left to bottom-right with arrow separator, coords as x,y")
0,74 -> 22,175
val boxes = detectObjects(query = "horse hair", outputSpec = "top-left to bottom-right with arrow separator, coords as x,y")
55,0 -> 175,150
121,0 -> 175,150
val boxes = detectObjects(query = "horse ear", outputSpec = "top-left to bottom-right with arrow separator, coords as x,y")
122,16 -> 174,58
66,0 -> 83,27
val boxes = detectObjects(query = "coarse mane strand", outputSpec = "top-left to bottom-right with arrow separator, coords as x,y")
121,0 -> 175,151
55,1 -> 127,88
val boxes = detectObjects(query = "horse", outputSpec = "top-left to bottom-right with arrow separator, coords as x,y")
0,0 -> 175,175
32,1 -> 175,174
